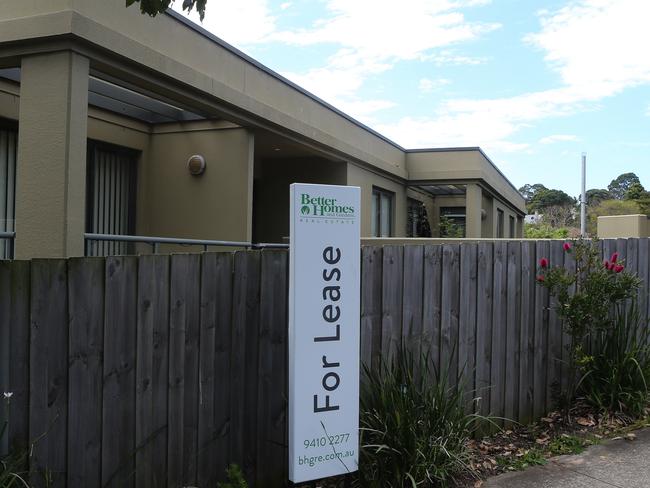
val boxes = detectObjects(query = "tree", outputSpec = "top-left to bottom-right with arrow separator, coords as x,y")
625,181 -> 646,200
587,199 -> 641,236
608,172 -> 641,200
528,188 -> 575,212
519,183 -> 547,203
637,191 -> 650,216
585,188 -> 611,206
126,0 -> 207,20
541,205 -> 575,228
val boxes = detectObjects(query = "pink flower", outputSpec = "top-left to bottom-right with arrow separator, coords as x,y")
539,258 -> 549,269
604,260 -> 610,269
611,252 -> 619,264
536,275 -> 545,282
563,242 -> 572,252
614,264 -> 625,273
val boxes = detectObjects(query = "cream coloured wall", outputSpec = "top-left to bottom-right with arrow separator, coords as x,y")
346,163 -> 407,238
406,149 -> 526,214
144,126 -> 254,248
598,215 -> 650,238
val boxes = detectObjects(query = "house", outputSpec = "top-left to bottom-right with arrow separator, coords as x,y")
0,0 -> 526,259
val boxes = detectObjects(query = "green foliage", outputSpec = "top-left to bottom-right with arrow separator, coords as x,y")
588,199 -> 641,236
216,464 -> 248,488
579,305 -> 650,417
585,188 -> 612,207
519,183 -> 547,203
537,239 -> 645,414
539,240 -> 641,339
1,397 -> 29,488
0,449 -> 29,488
496,449 -> 547,471
126,0 -> 207,20
548,435 -> 585,456
608,173 -> 642,200
636,192 -> 650,216
625,182 -> 646,201
524,223 -> 569,239
438,215 -> 464,238
357,348 -> 482,487
528,189 -> 575,213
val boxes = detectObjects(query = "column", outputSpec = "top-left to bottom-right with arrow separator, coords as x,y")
15,51 -> 89,258
465,183 -> 483,238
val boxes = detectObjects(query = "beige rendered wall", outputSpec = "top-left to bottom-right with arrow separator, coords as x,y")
598,215 -> 650,238
406,150 -> 526,213
143,125 -> 254,248
0,0 -> 407,178
346,164 -> 407,238
253,157 -> 347,243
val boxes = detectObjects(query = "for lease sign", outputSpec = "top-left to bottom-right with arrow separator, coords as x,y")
288,183 -> 360,483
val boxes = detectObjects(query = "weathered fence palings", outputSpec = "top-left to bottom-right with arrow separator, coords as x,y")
1,239 -> 649,487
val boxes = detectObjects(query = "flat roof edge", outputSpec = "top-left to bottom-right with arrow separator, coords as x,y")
164,9 -> 406,152
407,146 -> 523,201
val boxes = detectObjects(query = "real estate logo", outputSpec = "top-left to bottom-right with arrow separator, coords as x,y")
300,193 -> 355,218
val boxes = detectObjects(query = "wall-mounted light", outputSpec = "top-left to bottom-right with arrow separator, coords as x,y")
187,154 -> 206,176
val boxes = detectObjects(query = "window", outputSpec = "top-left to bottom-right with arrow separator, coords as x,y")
86,141 -> 138,256
0,125 -> 16,259
407,198 -> 431,237
509,215 -> 516,238
440,207 -> 466,238
371,187 -> 394,237
497,209 -> 504,238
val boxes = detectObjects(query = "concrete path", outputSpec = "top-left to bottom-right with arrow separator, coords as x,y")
483,428 -> 650,488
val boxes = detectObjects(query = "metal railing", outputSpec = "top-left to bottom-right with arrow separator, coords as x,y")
84,233 -> 288,255
0,231 -> 15,259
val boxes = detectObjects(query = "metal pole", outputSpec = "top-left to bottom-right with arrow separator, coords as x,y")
581,152 -> 587,237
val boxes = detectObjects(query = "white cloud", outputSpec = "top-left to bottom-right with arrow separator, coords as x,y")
280,2 -> 292,10
271,0 -> 498,122
173,0 -> 276,46
380,0 -> 650,152
539,134 -> 579,144
525,0 -> 650,99
418,78 -> 451,93
423,49 -> 488,66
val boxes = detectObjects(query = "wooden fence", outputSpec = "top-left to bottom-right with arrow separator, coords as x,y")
0,239 -> 649,487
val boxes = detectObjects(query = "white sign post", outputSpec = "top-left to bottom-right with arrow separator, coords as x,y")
288,183 -> 361,483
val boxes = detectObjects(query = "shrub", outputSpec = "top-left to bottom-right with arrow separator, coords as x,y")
1,393 -> 29,488
216,464 -> 248,488
536,239 -> 648,415
357,349 -> 482,487
579,305 -> 650,417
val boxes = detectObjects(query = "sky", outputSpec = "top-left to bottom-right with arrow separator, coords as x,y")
174,0 -> 650,198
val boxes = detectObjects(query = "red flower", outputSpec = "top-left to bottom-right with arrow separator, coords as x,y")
563,242 -> 572,252
539,258 -> 549,268
614,264 -> 625,273
536,275 -> 545,282
604,259 -> 610,269
611,252 -> 619,264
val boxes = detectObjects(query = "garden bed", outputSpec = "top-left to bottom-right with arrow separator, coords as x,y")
461,402 -> 650,487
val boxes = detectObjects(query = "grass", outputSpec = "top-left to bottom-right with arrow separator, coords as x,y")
496,449 -> 547,471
